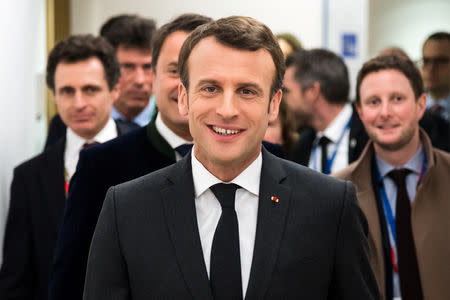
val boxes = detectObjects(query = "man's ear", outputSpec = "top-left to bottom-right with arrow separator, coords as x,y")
416,93 -> 427,120
110,83 -> 121,104
178,82 -> 188,117
305,81 -> 320,103
268,89 -> 282,123
355,101 -> 363,119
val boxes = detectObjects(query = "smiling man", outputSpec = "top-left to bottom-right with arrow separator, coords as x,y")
0,34 -> 123,300
335,55 -> 450,300
83,16 -> 379,300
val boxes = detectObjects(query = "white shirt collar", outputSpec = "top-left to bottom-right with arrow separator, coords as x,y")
155,113 -> 192,149
191,146 -> 262,198
64,117 -> 117,180
317,103 -> 352,143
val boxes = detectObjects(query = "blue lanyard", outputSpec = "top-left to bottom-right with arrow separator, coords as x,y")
375,153 -> 428,244
312,117 -> 351,174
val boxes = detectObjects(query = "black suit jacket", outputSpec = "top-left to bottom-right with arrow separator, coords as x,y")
49,117 -> 285,300
292,106 -> 368,167
83,148 -> 379,299
0,138 -> 66,300
0,121 -> 127,300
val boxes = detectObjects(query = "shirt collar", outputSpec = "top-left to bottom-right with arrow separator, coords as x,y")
155,113 -> 192,149
376,143 -> 424,177
110,95 -> 155,127
317,103 -> 352,143
66,117 -> 117,154
191,146 -> 262,198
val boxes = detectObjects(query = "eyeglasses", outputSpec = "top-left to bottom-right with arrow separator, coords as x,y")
416,56 -> 450,69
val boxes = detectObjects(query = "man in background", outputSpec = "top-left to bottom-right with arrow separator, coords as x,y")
421,31 -> 450,121
0,34 -> 123,300
284,49 -> 368,174
45,14 -> 156,149
335,55 -> 450,299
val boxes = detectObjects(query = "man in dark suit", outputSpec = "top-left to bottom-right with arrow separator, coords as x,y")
83,16 -> 379,299
0,34 -> 126,300
48,14 -> 214,300
284,49 -> 369,174
44,14 -> 157,149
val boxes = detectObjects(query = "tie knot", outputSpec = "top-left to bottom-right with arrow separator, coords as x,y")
175,144 -> 193,157
82,141 -> 100,149
318,136 -> 331,146
387,168 -> 411,187
210,183 -> 240,209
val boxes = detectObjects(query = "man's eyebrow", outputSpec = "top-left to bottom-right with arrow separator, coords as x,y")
196,79 -> 220,87
167,62 -> 178,68
237,82 -> 264,94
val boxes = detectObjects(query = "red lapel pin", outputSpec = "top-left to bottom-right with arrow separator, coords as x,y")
271,196 -> 279,203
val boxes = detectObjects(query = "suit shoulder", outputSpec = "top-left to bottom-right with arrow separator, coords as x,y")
277,155 -> 348,188
14,141 -> 63,175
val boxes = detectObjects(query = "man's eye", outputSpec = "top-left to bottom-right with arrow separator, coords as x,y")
203,86 -> 216,93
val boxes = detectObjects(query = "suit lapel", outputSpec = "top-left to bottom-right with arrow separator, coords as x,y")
245,149 -> 292,299
40,137 -> 66,231
161,154 -> 213,300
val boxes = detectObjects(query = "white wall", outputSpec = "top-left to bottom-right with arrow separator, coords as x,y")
369,0 -> 450,61
0,0 -> 47,264
71,0 -> 323,49
327,0 -> 369,99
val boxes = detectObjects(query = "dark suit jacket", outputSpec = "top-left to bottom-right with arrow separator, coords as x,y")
49,117 -> 285,300
292,105 -> 369,167
0,138 -> 66,300
0,121 -> 127,300
83,148 -> 379,299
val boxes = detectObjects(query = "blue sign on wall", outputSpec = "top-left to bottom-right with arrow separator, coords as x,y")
342,33 -> 357,58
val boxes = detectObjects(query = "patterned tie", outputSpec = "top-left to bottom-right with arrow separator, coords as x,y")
175,144 -> 193,157
209,183 -> 243,300
318,136 -> 331,174
387,169 -> 423,300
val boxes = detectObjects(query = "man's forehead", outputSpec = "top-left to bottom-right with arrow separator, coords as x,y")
423,40 -> 450,54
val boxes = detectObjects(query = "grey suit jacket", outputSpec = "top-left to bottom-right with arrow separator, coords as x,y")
84,148 -> 380,299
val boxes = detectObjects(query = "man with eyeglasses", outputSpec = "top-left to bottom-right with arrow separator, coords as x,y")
420,32 -> 450,121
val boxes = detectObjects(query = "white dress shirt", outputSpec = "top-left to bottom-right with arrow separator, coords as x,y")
191,149 -> 261,297
309,103 -> 352,173
155,113 -> 192,161
64,117 -> 117,181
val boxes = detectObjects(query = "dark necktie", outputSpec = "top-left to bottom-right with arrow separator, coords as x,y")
209,183 -> 243,300
82,141 -> 99,149
318,136 -> 331,174
387,169 -> 423,300
175,144 -> 193,157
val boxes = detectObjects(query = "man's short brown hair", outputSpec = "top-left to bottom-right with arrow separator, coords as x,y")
150,14 -> 212,72
356,55 -> 424,104
178,16 -> 285,98
46,34 -> 120,92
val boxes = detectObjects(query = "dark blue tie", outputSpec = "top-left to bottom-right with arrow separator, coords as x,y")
175,144 -> 193,157
210,183 -> 243,300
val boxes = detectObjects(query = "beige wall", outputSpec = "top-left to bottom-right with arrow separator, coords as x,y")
369,0 -> 450,60
71,0 -> 323,49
